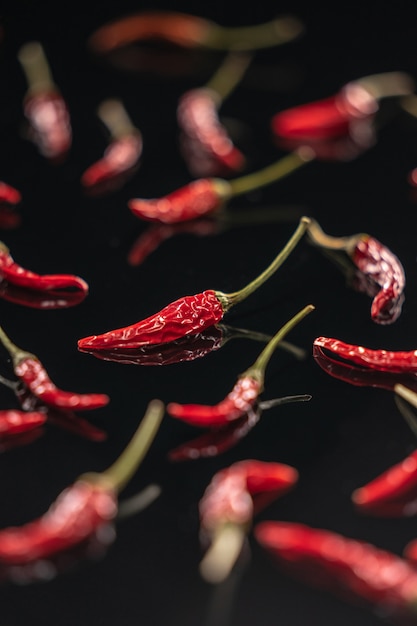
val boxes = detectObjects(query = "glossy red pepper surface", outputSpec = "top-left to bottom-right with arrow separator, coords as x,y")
128,178 -> 231,224
24,91 -> 72,160
0,410 -> 46,437
255,521 -> 417,617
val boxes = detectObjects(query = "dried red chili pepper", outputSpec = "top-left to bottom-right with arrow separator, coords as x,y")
168,395 -> 311,462
0,399 -> 163,566
199,459 -> 298,583
0,182 -> 21,206
0,409 -> 46,438
81,98 -> 143,193
308,218 -> 405,324
78,217 -> 310,351
88,11 -> 304,54
255,521 -> 417,619
18,41 -> 72,162
128,149 -> 314,224
0,325 -> 109,411
167,304 -> 313,426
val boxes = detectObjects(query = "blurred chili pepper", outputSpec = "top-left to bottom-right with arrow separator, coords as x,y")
168,395 -> 311,462
0,428 -> 44,455
18,41 -> 72,162
0,241 -> 88,297
0,325 -> 109,411
167,304 -> 313,426
271,72 -> 413,161
0,207 -> 21,230
0,409 -> 46,438
0,399 -> 163,567
0,182 -> 21,206
0,280 -> 87,309
178,52 -> 251,177
88,11 -> 304,54
78,216 -> 310,351
255,521 -> 417,619
81,98 -> 143,195
308,218 -> 405,324
128,149 -> 314,224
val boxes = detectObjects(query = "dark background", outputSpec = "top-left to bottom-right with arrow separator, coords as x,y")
1,2 -> 417,625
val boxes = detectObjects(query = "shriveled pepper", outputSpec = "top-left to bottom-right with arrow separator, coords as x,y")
199,459 -> 298,583
88,10 -> 305,54
78,216 -> 310,351
307,218 -> 405,324
0,400 -> 163,566
167,304 -> 314,426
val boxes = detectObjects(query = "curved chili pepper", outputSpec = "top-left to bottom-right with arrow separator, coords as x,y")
81,99 -> 143,193
0,241 -> 88,296
307,219 -> 405,324
88,11 -> 304,54
167,304 -> 313,426
0,281 -> 87,309
0,409 -> 46,438
199,459 -> 298,583
78,216 -> 310,351
18,42 -> 72,162
128,150 -> 313,224
255,521 -> 417,618
0,182 -> 21,206
0,325 -> 109,411
0,399 -> 163,566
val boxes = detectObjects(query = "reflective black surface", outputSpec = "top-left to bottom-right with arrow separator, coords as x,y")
1,2 -> 417,625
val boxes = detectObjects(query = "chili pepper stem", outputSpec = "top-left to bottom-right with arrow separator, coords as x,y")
206,15 -> 305,51
0,325 -> 32,365
205,52 -> 252,102
395,385 -> 417,410
244,304 -> 314,383
220,217 -> 310,308
307,218 -> 364,253
97,98 -> 138,140
17,41 -> 56,96
228,149 -> 314,198
81,399 -> 164,494
200,522 -> 247,584
394,396 -> 417,439
221,325 -> 306,360
354,72 -> 414,101
259,394 -> 311,410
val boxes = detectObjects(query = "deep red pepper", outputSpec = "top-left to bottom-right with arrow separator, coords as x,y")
0,241 -> 88,296
167,304 -> 314,426
0,399 -> 163,566
128,150 -> 313,224
0,182 -> 21,206
0,409 -> 46,438
0,280 -> 87,309
88,11 -> 304,54
78,217 -> 310,351
255,521 -> 417,618
0,325 -> 109,411
307,219 -> 405,324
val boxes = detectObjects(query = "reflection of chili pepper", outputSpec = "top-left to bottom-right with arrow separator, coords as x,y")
168,395 -> 311,462
0,241 -> 88,296
0,410 -> 46,438
255,521 -> 417,619
200,459 -> 298,583
0,182 -> 21,206
88,11 -> 304,54
308,218 -> 405,324
81,99 -> 143,193
0,280 -> 87,310
18,42 -> 72,162
167,304 -> 313,426
78,217 -> 310,350
129,149 -> 313,224
0,325 -> 109,411
0,400 -> 163,566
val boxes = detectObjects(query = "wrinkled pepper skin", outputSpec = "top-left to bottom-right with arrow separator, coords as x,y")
24,91 -> 72,161
78,290 -> 225,350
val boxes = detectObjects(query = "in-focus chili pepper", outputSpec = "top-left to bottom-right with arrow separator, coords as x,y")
168,395 -> 311,462
0,399 -> 163,567
199,459 -> 298,583
81,98 -> 143,194
271,72 -> 413,161
178,52 -> 251,177
255,521 -> 417,619
0,241 -> 88,296
0,325 -> 109,411
167,304 -> 313,426
17,41 -> 72,162
0,409 -> 46,438
78,217 -> 310,351
307,218 -> 405,324
0,182 -> 21,206
88,11 -> 304,54
128,148 -> 314,224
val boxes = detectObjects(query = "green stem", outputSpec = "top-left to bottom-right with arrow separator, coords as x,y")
259,394 -> 311,410
220,216 -> 310,308
395,385 -> 417,411
17,41 -> 56,95
206,15 -> 305,51
0,325 -> 31,365
228,149 -> 314,198
244,304 -> 314,382
97,98 -> 138,140
205,52 -> 252,102
85,399 -> 164,494
220,325 -> 306,360
307,218 -> 364,254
